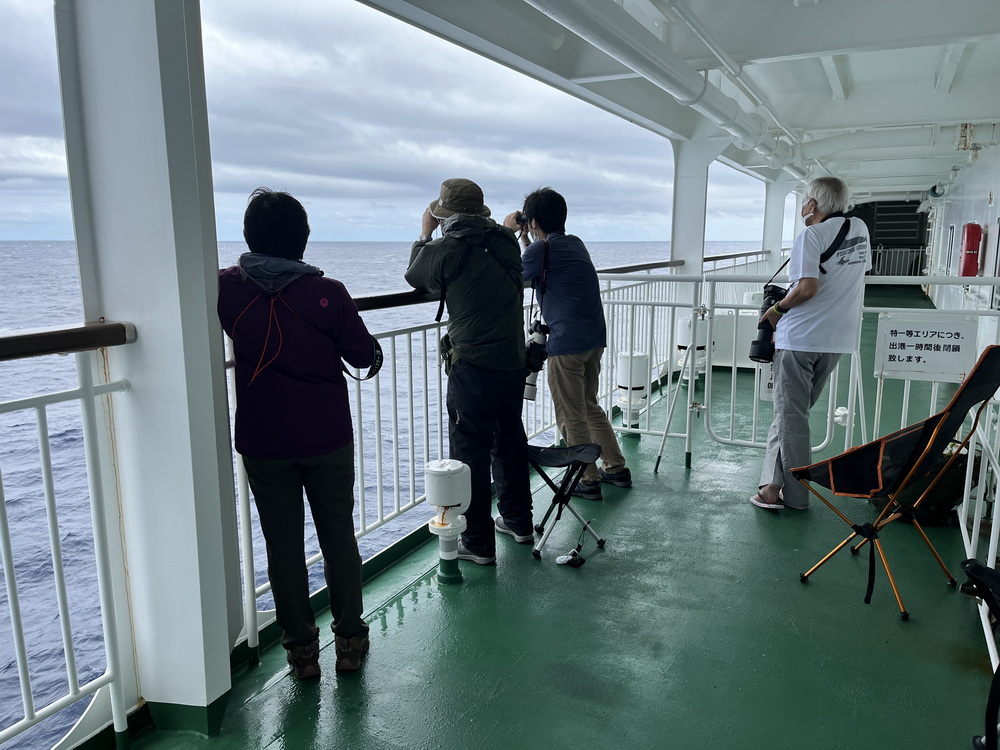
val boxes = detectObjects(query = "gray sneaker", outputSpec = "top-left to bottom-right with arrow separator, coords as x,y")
457,540 -> 496,565
599,467 -> 632,487
495,516 -> 534,544
572,480 -> 603,501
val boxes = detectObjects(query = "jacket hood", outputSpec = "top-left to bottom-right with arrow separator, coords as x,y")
238,253 -> 323,293
439,214 -> 497,240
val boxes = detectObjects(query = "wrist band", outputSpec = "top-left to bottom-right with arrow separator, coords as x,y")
773,303 -> 786,316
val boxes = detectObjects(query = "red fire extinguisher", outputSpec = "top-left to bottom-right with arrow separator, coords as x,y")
960,223 -> 983,276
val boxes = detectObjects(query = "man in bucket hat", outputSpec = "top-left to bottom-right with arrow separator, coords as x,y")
405,179 -> 534,564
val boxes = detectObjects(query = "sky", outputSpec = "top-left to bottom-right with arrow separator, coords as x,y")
0,0 -> 778,243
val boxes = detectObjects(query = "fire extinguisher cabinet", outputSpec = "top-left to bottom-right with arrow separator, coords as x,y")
959,223 -> 983,276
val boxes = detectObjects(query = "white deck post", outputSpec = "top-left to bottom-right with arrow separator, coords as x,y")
763,177 -> 798,275
54,0 -> 241,735
669,128 -> 728,302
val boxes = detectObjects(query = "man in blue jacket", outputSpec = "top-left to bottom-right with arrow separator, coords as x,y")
218,188 -> 376,678
505,187 -> 630,501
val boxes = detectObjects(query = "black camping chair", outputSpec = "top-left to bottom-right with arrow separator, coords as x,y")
960,559 -> 1000,750
525,443 -> 606,560
792,345 -> 1000,620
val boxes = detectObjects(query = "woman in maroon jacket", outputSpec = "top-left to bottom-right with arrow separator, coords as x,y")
218,188 -> 376,678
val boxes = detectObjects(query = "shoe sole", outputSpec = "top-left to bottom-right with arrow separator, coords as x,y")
457,554 -> 496,565
495,519 -> 534,544
599,475 -> 632,487
572,491 -> 603,501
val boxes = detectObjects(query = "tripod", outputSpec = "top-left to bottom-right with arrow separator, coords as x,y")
526,443 -> 606,560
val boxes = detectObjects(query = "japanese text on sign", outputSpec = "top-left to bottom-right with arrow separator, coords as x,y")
875,314 -> 978,383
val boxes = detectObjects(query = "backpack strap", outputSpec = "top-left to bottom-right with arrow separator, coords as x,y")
435,242 -> 476,323
435,229 -> 522,322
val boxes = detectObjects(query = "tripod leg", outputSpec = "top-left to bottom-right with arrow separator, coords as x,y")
653,363 -> 687,473
534,501 -> 558,535
563,502 -> 606,547
910,518 -> 958,586
873,538 -> 909,620
800,532 -> 859,582
532,516 -> 559,559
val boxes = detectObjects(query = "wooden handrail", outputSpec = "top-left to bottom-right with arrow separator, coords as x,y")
0,321 -> 137,362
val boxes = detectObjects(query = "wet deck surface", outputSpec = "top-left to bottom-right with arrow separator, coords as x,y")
134,287 -> 993,749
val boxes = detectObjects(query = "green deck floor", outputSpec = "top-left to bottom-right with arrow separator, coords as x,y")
133,287 -> 994,750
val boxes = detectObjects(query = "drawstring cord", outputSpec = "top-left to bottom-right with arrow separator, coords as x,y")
249,298 -> 283,384
231,292 -> 285,384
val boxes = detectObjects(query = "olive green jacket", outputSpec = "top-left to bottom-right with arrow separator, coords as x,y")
405,214 -> 525,370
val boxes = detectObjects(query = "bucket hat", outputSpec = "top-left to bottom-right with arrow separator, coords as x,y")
428,178 -> 491,219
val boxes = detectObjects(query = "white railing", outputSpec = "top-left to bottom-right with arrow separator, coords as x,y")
10,270 -> 1000,746
0,349 -> 131,748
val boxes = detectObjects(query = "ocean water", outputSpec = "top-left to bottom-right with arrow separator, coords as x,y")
0,238 -> 757,748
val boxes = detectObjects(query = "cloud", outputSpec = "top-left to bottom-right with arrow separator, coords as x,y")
0,0 -> 767,243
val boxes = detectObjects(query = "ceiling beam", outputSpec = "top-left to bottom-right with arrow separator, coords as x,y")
935,43 -> 969,94
820,55 -> 848,101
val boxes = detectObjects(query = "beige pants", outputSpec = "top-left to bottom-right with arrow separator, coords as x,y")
546,347 -> 627,482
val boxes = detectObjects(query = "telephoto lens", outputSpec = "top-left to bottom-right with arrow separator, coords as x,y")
523,320 -> 549,400
747,284 -> 788,364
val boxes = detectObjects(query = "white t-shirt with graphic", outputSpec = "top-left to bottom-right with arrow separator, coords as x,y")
775,216 -> 872,354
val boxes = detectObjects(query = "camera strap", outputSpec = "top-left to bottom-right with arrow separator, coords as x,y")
763,214 -> 852,286
527,238 -> 551,320
817,215 -> 851,275
341,337 -> 384,381
435,229 -> 522,323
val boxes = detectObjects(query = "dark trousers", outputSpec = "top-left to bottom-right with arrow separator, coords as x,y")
243,443 -> 368,648
446,359 -> 533,554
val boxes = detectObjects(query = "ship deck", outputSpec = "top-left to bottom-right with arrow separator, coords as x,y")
132,286 -> 993,750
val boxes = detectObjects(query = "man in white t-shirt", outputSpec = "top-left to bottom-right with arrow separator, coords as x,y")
750,176 -> 872,511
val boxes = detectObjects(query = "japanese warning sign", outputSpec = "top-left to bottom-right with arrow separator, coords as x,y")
874,312 -> 979,382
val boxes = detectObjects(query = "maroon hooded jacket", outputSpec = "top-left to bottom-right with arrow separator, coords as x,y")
218,262 -> 374,460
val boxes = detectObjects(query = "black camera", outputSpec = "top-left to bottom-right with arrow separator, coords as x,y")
747,283 -> 788,364
524,319 -> 549,400
515,212 -> 529,227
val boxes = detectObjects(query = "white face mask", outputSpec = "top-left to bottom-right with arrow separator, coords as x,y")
801,197 -> 816,224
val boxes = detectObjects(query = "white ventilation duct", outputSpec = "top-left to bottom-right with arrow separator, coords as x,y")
522,0 -> 807,179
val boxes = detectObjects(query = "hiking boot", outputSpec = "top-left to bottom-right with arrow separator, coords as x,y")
286,639 -> 321,680
457,539 -> 496,565
334,634 -> 370,673
495,516 -> 534,544
599,466 -> 632,488
572,480 -> 603,501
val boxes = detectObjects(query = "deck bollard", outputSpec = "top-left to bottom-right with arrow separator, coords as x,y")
425,459 -> 471,585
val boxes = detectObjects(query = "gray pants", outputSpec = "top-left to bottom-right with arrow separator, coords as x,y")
759,349 -> 841,508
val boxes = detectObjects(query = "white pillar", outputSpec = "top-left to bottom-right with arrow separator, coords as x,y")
669,129 -> 728,303
763,177 -> 798,275
55,0 -> 240,734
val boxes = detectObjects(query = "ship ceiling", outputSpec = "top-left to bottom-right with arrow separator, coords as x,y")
357,0 -> 1000,200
